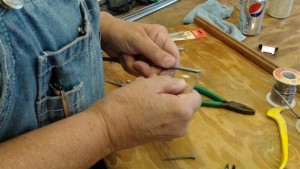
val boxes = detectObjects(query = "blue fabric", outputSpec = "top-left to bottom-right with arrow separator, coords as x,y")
183,0 -> 246,42
0,0 -> 104,141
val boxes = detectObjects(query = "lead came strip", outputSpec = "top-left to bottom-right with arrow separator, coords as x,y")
119,0 -> 179,21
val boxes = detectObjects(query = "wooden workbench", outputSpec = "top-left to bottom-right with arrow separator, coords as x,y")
103,1 -> 300,168
103,20 -> 300,168
120,0 -> 300,70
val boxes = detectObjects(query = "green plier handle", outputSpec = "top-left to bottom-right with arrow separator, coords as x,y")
193,85 -> 226,106
193,85 -> 255,115
202,100 -> 223,107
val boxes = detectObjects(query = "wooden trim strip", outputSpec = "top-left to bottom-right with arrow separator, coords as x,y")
194,16 -> 278,75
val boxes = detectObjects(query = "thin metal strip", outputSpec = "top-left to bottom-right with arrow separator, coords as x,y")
119,0 -> 179,21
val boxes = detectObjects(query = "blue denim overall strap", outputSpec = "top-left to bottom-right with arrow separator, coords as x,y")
0,0 -> 104,142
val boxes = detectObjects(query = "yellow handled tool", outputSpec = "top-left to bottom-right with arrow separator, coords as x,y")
267,107 -> 288,169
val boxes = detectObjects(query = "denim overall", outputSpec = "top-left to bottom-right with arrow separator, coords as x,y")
0,0 -> 104,142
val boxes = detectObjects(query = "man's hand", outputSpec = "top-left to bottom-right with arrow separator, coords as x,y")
100,12 -> 180,77
92,75 -> 201,151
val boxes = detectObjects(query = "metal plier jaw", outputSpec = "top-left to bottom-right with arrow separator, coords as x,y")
220,101 -> 255,115
194,85 -> 255,115
225,164 -> 236,169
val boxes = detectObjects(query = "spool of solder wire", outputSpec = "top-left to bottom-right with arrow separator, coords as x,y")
266,67 -> 300,108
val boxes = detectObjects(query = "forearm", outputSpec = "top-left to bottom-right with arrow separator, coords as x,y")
0,104 -> 112,168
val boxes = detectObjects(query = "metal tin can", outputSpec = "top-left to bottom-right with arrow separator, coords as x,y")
238,0 -> 267,35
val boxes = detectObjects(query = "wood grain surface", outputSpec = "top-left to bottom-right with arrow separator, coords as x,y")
103,24 -> 300,169
119,0 -> 300,71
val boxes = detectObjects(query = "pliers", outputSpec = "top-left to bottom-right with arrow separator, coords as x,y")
225,163 -> 236,169
194,85 -> 255,115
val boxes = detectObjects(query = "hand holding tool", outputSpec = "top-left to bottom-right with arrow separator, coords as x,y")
102,57 -> 201,74
193,85 -> 255,115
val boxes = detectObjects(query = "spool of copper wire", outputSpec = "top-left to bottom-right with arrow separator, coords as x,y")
266,68 -> 300,108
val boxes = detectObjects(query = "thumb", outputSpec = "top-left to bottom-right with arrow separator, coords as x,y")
136,37 -> 176,68
151,75 -> 187,95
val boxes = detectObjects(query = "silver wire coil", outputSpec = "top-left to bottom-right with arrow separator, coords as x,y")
270,80 -> 297,106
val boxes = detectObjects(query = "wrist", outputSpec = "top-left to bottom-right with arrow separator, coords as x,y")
92,95 -> 136,152
87,100 -> 116,154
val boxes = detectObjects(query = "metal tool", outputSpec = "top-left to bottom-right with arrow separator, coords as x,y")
259,44 -> 278,55
267,107 -> 288,169
50,68 -> 70,118
193,85 -> 255,115
225,164 -> 236,169
105,79 -> 126,87
119,0 -> 179,21
102,57 -> 201,74
164,153 -> 196,160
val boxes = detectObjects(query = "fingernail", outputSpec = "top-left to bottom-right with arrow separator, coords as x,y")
163,56 -> 175,67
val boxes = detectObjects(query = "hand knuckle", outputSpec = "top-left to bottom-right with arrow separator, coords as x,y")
176,107 -> 192,120
177,128 -> 188,137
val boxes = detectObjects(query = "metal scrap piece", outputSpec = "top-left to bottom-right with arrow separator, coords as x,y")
259,44 -> 278,55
